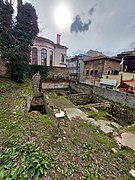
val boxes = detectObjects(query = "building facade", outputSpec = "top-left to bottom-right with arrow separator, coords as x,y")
117,49 -> 135,72
66,55 -> 84,82
84,55 -> 121,78
30,34 -> 68,67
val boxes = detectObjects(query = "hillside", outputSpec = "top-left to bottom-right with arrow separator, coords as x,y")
0,77 -> 135,179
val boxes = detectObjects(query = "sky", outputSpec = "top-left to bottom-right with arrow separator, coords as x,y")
13,0 -> 135,56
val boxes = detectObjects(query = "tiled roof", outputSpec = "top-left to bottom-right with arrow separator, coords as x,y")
84,55 -> 120,62
123,81 -> 135,88
117,49 -> 135,56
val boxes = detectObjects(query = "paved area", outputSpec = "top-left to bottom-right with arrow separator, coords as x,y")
64,108 -> 88,120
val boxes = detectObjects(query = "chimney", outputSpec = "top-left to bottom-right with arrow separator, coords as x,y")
56,34 -> 61,45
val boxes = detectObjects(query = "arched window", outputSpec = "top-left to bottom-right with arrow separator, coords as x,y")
32,47 -> 38,64
41,48 -> 47,66
50,51 -> 53,66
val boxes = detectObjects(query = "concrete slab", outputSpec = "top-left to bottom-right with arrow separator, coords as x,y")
88,119 -> 121,134
64,108 -> 88,120
88,118 -> 99,127
115,132 -> 135,151
129,169 -> 135,178
96,120 -> 111,126
111,122 -> 121,129
100,125 -> 114,134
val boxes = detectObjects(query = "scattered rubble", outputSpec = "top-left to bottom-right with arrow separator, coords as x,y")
43,90 -> 135,152
88,119 -> 121,134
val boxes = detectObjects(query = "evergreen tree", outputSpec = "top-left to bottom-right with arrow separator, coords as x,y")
0,0 -> 14,57
0,0 -> 39,83
10,0 -> 39,83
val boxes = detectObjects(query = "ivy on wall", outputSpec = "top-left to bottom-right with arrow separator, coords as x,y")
28,65 -> 51,80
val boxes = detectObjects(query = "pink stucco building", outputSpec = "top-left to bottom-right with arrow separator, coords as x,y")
31,34 -> 68,67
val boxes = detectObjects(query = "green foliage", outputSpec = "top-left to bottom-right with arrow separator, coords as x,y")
0,0 -> 39,83
127,125 -> 135,131
80,143 -> 92,151
0,79 -> 20,93
28,65 -> 51,79
83,123 -> 113,149
0,141 -> 56,179
132,161 -> 135,168
10,59 -> 30,83
83,169 -> 101,180
14,2 -> 39,45
10,0 -> 39,82
80,143 -> 93,160
87,110 -> 108,121
62,162 -> 76,177
62,143 -> 69,152
0,0 -> 14,53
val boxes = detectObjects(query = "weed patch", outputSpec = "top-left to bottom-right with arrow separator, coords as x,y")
83,122 -> 113,149
0,141 -> 56,179
80,143 -> 93,160
60,162 -> 76,177
83,168 -> 101,180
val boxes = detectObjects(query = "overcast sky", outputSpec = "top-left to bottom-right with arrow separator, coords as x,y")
14,0 -> 135,56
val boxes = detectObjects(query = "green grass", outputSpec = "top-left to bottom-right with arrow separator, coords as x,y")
0,78 -> 135,179
83,122 -> 113,149
87,110 -> 109,121
127,126 -> 135,131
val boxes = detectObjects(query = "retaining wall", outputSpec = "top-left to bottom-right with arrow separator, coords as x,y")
70,81 -> 135,109
42,81 -> 69,90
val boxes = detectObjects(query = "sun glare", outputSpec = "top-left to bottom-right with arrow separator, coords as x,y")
54,5 -> 72,29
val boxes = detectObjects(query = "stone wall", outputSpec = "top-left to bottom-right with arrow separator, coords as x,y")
42,81 -> 69,90
84,58 -> 120,77
31,67 -> 70,91
29,65 -> 69,80
104,59 -> 120,74
47,67 -> 69,79
70,81 -> 135,109
68,93 -> 105,105
68,93 -> 92,105
0,58 -> 7,76
32,71 -> 41,92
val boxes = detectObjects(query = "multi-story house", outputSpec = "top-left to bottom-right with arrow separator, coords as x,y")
84,55 -> 121,78
117,49 -> 135,72
66,55 -> 84,82
30,34 -> 68,67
